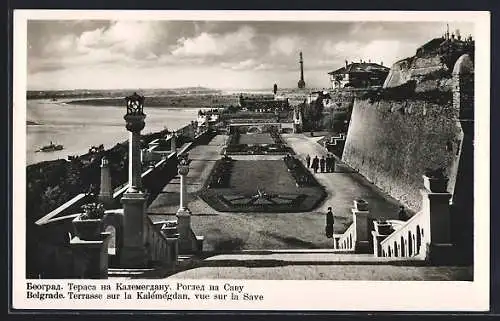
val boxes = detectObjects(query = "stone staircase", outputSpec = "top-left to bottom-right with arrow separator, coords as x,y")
108,254 -> 195,279
107,250 -> 471,280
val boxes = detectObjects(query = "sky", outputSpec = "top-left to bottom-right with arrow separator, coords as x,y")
26,20 -> 474,90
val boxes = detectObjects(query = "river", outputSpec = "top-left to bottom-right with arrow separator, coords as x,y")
26,99 -> 199,165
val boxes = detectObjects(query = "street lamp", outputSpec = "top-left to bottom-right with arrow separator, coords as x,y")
123,92 -> 146,192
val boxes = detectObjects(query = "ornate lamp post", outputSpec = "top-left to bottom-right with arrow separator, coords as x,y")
124,92 -> 146,193
120,92 -> 148,267
177,154 -> 191,213
176,153 -> 193,252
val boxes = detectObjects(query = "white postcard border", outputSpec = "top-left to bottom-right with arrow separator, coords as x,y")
12,10 -> 490,311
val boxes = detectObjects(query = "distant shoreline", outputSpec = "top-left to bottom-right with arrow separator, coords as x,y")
27,120 -> 41,125
65,95 -> 239,108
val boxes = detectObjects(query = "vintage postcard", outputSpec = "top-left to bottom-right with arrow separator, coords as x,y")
12,10 -> 490,311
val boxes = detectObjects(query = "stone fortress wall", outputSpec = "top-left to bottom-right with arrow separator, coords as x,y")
342,52 -> 474,218
343,97 -> 461,211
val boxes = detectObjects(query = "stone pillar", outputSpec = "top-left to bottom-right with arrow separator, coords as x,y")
421,189 -> 452,244
98,157 -> 112,208
70,232 -> 111,279
420,187 -> 453,263
353,205 -> 370,253
121,92 -> 149,268
128,131 -> 143,192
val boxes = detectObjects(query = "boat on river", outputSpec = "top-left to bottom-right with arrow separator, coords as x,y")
36,141 -> 64,152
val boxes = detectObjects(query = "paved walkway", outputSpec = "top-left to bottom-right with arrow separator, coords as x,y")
148,135 -> 226,215
147,134 -> 404,251
282,133 -> 403,219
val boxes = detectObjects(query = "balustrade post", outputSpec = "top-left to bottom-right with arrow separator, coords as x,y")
353,200 -> 370,253
98,157 -> 112,208
421,184 -> 454,263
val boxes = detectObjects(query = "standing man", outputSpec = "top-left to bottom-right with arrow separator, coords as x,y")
320,156 -> 326,173
312,156 -> 319,173
305,154 -> 311,168
325,207 -> 334,238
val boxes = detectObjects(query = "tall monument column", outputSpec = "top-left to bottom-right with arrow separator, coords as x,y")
120,92 -> 149,267
298,51 -> 306,89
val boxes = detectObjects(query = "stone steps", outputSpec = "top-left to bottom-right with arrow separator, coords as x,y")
108,250 -> 470,280
108,268 -> 157,278
108,255 -> 196,279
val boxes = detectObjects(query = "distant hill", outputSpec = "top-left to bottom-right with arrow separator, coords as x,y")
26,87 -> 222,100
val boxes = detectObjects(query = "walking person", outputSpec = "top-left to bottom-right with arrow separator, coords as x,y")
311,156 -> 319,173
325,154 -> 331,172
305,154 -> 311,168
325,207 -> 334,238
320,156 -> 326,173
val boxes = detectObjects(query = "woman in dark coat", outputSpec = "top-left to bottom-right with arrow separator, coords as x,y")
325,207 -> 334,238
311,156 -> 319,173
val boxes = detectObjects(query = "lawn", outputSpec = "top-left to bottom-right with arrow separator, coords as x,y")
238,133 -> 275,145
200,160 -> 326,212
230,160 -> 296,193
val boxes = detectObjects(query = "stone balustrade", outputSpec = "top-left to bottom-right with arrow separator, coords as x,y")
332,223 -> 355,250
332,201 -> 370,252
376,211 -> 427,258
35,193 -> 89,226
376,179 -> 453,263
144,218 -> 178,266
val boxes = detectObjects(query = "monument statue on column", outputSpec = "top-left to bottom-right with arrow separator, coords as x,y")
298,51 -> 306,89
120,92 -> 149,267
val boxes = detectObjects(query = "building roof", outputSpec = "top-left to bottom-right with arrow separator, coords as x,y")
328,62 -> 390,75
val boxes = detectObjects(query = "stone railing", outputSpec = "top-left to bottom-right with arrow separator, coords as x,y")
332,201 -> 371,252
325,133 -> 347,157
35,193 -> 90,226
376,211 -> 428,258
332,223 -> 355,250
375,177 -> 453,263
144,218 -> 179,267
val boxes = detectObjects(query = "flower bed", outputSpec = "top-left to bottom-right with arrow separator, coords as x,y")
282,155 -> 320,187
200,160 -> 326,213
224,131 -> 294,155
206,157 -> 234,188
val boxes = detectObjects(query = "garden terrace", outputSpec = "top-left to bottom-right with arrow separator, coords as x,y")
224,132 -> 295,155
200,160 -> 326,212
238,133 -> 274,145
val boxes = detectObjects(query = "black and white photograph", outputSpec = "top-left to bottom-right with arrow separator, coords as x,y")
12,10 -> 489,311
